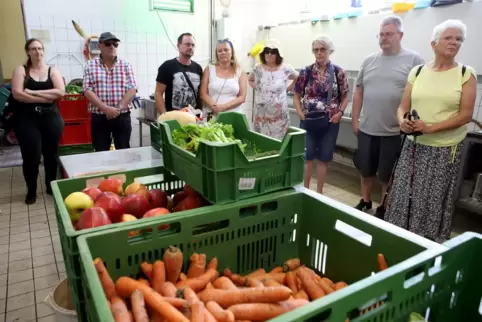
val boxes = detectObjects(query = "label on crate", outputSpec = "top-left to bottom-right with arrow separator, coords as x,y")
238,178 -> 256,190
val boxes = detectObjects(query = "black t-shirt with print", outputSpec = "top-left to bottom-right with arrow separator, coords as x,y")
156,58 -> 203,112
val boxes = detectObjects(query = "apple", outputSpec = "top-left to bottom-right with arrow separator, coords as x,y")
124,183 -> 149,199
94,194 -> 124,223
148,189 -> 168,208
82,187 -> 102,201
122,194 -> 152,219
142,207 -> 171,231
78,207 -> 112,230
174,195 -> 202,212
95,191 -> 117,202
99,178 -> 123,195
173,191 -> 187,206
64,192 -> 94,222
183,184 -> 199,197
121,214 -> 140,237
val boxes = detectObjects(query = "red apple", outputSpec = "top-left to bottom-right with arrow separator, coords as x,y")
78,207 -> 112,230
82,187 -> 102,201
94,194 -> 124,223
148,189 -> 168,208
95,191 -> 117,202
121,214 -> 140,237
99,178 -> 123,195
174,195 -> 202,212
124,183 -> 149,199
183,184 -> 199,197
173,191 -> 187,206
143,207 -> 171,231
122,194 -> 152,219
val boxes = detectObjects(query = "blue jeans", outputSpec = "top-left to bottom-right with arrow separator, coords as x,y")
300,120 -> 340,162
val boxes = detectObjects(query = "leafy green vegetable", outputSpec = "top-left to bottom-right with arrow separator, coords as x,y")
171,121 -> 246,153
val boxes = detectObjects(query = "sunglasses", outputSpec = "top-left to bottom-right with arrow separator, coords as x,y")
217,38 -> 233,47
264,48 -> 279,55
104,42 -> 119,48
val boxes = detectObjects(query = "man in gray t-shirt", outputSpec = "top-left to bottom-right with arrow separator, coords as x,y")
351,16 -> 424,214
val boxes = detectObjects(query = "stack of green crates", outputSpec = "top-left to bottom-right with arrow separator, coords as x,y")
152,112 -> 306,204
51,166 -> 192,321
78,189 -> 442,322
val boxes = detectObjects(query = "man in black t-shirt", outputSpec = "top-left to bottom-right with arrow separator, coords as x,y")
155,33 -> 203,113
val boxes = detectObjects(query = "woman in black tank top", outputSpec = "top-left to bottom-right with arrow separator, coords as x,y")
11,39 -> 65,205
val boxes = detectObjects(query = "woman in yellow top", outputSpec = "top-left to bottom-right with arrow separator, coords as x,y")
385,19 -> 477,242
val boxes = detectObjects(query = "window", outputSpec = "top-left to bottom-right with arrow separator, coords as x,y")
150,0 -> 194,13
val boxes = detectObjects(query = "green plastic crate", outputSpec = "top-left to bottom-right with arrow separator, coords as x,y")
270,232 -> 482,322
156,112 -> 306,204
59,143 -> 94,156
78,188 -> 440,322
0,87 -> 10,114
51,166 -> 194,321
150,122 -> 162,151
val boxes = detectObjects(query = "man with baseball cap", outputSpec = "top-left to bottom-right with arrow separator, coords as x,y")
83,32 -> 137,151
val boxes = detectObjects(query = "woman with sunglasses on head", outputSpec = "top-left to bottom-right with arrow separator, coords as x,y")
11,38 -> 65,204
293,35 -> 349,194
248,39 -> 298,140
200,39 -> 247,120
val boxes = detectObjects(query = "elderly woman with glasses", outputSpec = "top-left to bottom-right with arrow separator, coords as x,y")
293,35 -> 349,194
385,20 -> 477,242
248,39 -> 298,139
200,39 -> 246,120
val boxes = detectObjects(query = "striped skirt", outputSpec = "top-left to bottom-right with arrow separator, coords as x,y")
385,139 -> 462,243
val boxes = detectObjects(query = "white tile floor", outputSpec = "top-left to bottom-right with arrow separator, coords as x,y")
0,167 -> 64,322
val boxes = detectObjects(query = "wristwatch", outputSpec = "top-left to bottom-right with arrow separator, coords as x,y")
338,110 -> 344,116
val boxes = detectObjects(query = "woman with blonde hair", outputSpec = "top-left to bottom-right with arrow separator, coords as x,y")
385,20 -> 477,242
200,39 -> 246,120
248,39 -> 298,139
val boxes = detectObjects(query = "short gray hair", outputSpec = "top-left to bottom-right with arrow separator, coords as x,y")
312,35 -> 335,53
431,19 -> 466,43
380,16 -> 404,32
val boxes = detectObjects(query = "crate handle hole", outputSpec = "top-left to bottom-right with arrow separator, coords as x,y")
334,220 -> 372,247
239,205 -> 257,218
192,220 -> 229,236
260,201 -> 277,213
404,266 -> 425,289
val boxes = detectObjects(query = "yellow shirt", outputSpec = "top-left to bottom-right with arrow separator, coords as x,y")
408,63 -> 477,147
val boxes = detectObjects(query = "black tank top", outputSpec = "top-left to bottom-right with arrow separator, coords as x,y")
24,66 -> 55,108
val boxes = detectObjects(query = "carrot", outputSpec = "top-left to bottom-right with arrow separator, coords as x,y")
283,258 -> 301,272
296,267 -> 325,300
321,277 -> 334,288
207,301 -> 235,322
191,301 -> 205,322
207,257 -> 218,270
94,258 -> 117,300
261,278 -> 283,287
245,268 -> 265,278
176,268 -> 219,292
293,289 -> 309,300
141,262 -> 153,281
334,281 -> 348,290
245,278 -> 263,288
131,290 -> 149,322
163,246 -> 183,284
115,277 -> 189,322
205,282 -> 214,290
378,253 -> 389,271
296,277 -> 302,290
152,260 -> 166,293
318,278 -> 334,294
224,269 -> 246,286
188,253 -> 207,278
159,281 -> 177,297
161,297 -> 189,309
305,268 -> 321,282
110,296 -> 130,322
213,277 -> 238,290
138,278 -> 151,287
204,309 -> 218,322
181,287 -> 199,304
198,286 -> 292,308
227,299 -> 309,321
179,273 -> 187,281
270,266 -> 284,273
286,271 -> 298,293
128,311 -> 133,322
253,272 -> 286,284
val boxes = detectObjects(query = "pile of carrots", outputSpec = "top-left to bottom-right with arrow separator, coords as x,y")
94,245 -> 389,322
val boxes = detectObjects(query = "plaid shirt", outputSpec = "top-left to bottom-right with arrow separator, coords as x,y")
83,57 -> 137,114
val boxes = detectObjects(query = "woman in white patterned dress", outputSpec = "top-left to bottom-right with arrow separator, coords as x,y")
248,39 -> 298,140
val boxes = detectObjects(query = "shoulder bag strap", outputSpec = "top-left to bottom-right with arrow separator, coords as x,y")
327,64 -> 335,104
181,70 -> 201,108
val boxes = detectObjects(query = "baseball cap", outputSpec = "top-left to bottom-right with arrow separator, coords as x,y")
99,32 -> 120,43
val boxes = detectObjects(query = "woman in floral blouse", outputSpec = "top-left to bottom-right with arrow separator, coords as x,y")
294,35 -> 349,193
248,39 -> 298,140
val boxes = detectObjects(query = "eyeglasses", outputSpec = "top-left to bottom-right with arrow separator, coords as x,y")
377,32 -> 398,39
104,42 -> 119,48
312,47 -> 327,53
264,48 -> 279,55
439,35 -> 464,44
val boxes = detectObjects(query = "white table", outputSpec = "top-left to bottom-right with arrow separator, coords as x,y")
59,146 -> 162,178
